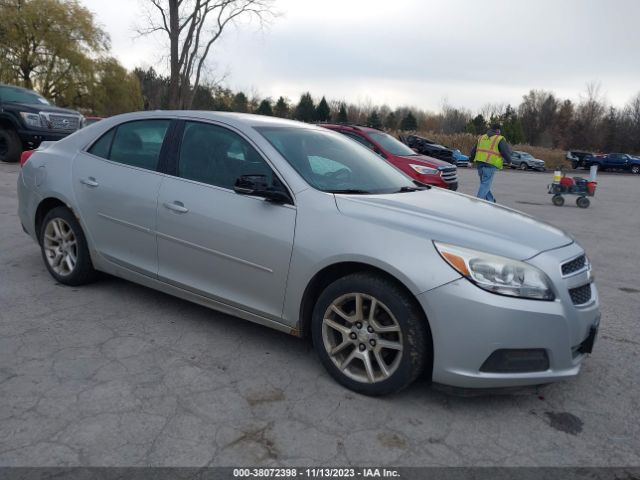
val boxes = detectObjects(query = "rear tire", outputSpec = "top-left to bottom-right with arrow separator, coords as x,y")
552,195 -> 565,206
576,197 -> 590,209
311,272 -> 430,396
519,162 -> 528,170
39,206 -> 97,285
571,161 -> 578,170
0,128 -> 22,163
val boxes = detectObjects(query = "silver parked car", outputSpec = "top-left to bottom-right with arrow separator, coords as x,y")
17,112 -> 600,395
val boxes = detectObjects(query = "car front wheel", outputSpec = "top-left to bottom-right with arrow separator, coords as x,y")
631,164 -> 640,174
312,272 -> 430,396
40,206 -> 97,285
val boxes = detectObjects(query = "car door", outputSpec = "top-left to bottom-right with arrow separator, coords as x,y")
156,120 -> 296,320
73,119 -> 172,276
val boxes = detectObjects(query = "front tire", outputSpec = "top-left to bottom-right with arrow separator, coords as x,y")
552,195 -> 565,206
631,164 -> 640,174
311,272 -> 430,396
0,128 -> 22,163
39,206 -> 97,285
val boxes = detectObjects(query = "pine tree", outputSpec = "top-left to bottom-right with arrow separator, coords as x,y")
273,96 -> 290,118
367,110 -> 382,129
294,92 -> 315,122
232,92 -> 249,113
385,112 -> 397,130
256,99 -> 273,116
336,103 -> 348,123
315,96 -> 331,122
465,114 -> 487,135
400,111 -> 418,131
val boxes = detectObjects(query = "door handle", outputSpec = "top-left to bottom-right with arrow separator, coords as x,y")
163,201 -> 189,214
80,177 -> 99,187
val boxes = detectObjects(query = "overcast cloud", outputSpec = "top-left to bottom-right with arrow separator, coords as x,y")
82,0 -> 640,111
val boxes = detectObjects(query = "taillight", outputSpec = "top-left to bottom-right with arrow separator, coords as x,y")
20,150 -> 35,167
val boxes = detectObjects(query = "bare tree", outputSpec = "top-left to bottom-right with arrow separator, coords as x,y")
139,0 -> 276,109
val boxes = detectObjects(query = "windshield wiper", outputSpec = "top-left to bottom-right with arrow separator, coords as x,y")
395,186 -> 424,193
325,189 -> 371,194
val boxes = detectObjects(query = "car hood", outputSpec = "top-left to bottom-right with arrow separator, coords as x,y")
3,101 -> 80,116
398,154 -> 453,168
335,188 -> 573,261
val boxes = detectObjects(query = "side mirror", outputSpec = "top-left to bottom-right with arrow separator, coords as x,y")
234,174 -> 291,204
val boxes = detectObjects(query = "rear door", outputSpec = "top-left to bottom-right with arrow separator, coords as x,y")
73,119 -> 172,276
156,120 -> 296,320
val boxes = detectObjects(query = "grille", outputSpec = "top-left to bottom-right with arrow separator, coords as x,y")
569,284 -> 592,305
562,255 -> 586,276
48,114 -> 80,131
440,167 -> 458,184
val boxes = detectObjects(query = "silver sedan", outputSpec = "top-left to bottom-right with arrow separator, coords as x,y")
17,111 -> 600,395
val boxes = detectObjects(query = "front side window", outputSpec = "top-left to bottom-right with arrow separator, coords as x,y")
178,122 -> 274,189
88,120 -> 170,171
257,126 -> 417,194
342,132 -> 375,150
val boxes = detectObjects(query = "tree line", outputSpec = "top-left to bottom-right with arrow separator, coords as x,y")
1,0 -> 638,154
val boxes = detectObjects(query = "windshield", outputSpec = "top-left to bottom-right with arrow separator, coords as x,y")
367,132 -> 417,156
256,126 -> 418,194
0,86 -> 50,105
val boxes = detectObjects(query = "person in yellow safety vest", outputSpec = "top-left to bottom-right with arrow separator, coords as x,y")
468,123 -> 512,203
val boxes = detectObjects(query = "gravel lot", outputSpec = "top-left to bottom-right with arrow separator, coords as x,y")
1,162 -> 639,467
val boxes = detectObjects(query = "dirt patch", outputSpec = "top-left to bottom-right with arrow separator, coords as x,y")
246,388 -> 285,407
377,432 -> 407,449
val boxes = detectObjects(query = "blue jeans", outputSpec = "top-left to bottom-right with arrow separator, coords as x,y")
476,163 -> 497,202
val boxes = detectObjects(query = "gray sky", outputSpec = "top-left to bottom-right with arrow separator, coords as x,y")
82,0 -> 640,112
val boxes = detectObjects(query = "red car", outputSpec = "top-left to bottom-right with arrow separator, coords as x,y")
320,124 -> 458,190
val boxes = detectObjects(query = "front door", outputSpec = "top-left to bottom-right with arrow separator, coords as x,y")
156,121 -> 296,320
72,119 -> 172,276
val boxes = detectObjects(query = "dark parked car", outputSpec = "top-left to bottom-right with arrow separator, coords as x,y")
566,150 -> 594,169
585,153 -> 640,174
320,124 -> 458,190
0,84 -> 83,163
399,135 -> 456,164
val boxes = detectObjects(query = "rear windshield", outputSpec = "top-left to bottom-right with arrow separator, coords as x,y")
0,86 -> 50,105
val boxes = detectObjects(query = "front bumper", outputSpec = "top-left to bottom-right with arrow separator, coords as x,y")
17,129 -> 71,149
418,242 -> 600,388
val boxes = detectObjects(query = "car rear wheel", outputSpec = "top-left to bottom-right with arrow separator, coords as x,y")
40,207 -> 97,285
571,161 -> 578,169
552,195 -> 565,206
311,272 -> 430,396
0,128 -> 22,163
519,162 -> 528,170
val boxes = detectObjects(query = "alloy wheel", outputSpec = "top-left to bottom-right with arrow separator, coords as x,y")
43,218 -> 78,276
321,293 -> 403,384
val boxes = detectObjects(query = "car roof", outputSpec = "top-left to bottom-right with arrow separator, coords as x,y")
319,123 -> 383,134
98,110 -> 327,132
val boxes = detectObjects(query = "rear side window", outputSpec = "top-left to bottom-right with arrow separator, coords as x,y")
87,120 -> 170,171
88,129 -> 115,158
342,132 -> 375,150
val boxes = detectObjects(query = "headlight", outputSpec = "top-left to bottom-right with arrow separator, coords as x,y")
20,112 -> 45,128
409,164 -> 438,175
434,242 -> 555,300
